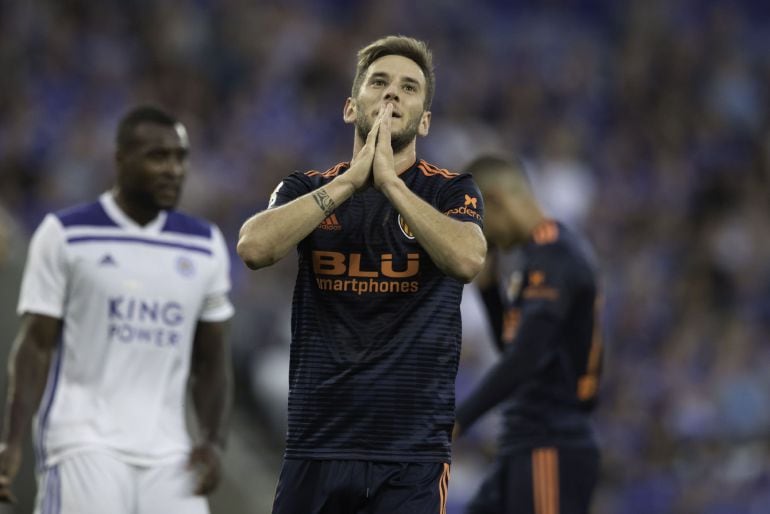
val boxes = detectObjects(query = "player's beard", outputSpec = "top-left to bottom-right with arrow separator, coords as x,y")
356,110 -> 421,154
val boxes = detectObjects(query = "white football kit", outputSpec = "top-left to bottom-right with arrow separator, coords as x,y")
18,192 -> 234,514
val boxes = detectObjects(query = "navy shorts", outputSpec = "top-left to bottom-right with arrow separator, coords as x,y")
466,446 -> 599,514
272,459 -> 450,514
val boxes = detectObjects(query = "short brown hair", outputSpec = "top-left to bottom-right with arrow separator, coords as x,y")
351,35 -> 435,110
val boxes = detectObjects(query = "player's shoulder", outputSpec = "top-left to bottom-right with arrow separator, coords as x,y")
162,210 -> 214,239
54,200 -> 117,229
415,159 -> 463,181
302,162 -> 350,182
528,221 -> 583,261
528,221 -> 598,275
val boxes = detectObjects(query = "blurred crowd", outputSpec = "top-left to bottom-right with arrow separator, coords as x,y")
2,0 -> 770,512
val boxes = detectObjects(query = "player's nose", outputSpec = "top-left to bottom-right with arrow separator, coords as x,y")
383,83 -> 400,102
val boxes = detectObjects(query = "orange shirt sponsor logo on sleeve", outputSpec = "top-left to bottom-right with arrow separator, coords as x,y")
522,270 -> 559,300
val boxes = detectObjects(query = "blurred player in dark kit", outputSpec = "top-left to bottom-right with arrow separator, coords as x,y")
455,155 -> 603,514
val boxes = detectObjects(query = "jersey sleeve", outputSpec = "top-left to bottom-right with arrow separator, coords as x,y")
436,174 -> 484,227
267,172 -> 315,209
17,214 -> 68,318
477,281 -> 505,351
517,243 -> 574,321
199,224 -> 235,322
456,244 -> 575,431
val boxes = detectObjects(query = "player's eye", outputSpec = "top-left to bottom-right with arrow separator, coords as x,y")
403,84 -> 417,93
371,78 -> 386,87
146,149 -> 171,163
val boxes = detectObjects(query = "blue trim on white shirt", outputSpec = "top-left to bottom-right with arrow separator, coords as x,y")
56,202 -> 118,228
162,211 -> 212,238
66,235 -> 213,255
36,341 -> 63,471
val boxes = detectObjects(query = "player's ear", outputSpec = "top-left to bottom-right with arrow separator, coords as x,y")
417,110 -> 431,137
343,98 -> 356,125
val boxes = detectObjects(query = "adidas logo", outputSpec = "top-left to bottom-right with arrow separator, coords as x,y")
318,214 -> 342,231
99,254 -> 117,266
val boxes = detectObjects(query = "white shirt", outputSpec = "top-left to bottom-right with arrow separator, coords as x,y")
18,192 -> 234,466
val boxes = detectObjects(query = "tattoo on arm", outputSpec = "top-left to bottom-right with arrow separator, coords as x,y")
312,189 -> 336,217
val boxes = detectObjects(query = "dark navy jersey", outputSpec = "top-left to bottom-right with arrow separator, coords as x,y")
269,159 -> 484,463
456,221 -> 602,454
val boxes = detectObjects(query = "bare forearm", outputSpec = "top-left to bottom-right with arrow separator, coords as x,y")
191,366 -> 231,448
381,180 -> 486,282
190,321 -> 232,448
237,178 -> 356,269
2,336 -> 55,446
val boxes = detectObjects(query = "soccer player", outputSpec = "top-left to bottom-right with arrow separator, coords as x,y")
0,106 -> 234,514
237,35 -> 487,513
454,155 -> 603,514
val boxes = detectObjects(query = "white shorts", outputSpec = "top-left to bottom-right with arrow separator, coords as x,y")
34,451 -> 209,514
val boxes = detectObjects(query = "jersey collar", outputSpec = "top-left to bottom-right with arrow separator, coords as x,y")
99,191 -> 168,234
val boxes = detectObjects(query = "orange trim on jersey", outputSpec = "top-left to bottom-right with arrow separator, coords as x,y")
502,308 -> 521,343
532,447 -> 560,514
305,162 -> 349,178
532,220 -> 559,245
320,214 -> 338,226
438,463 -> 450,514
417,160 -> 459,179
578,294 -> 604,401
